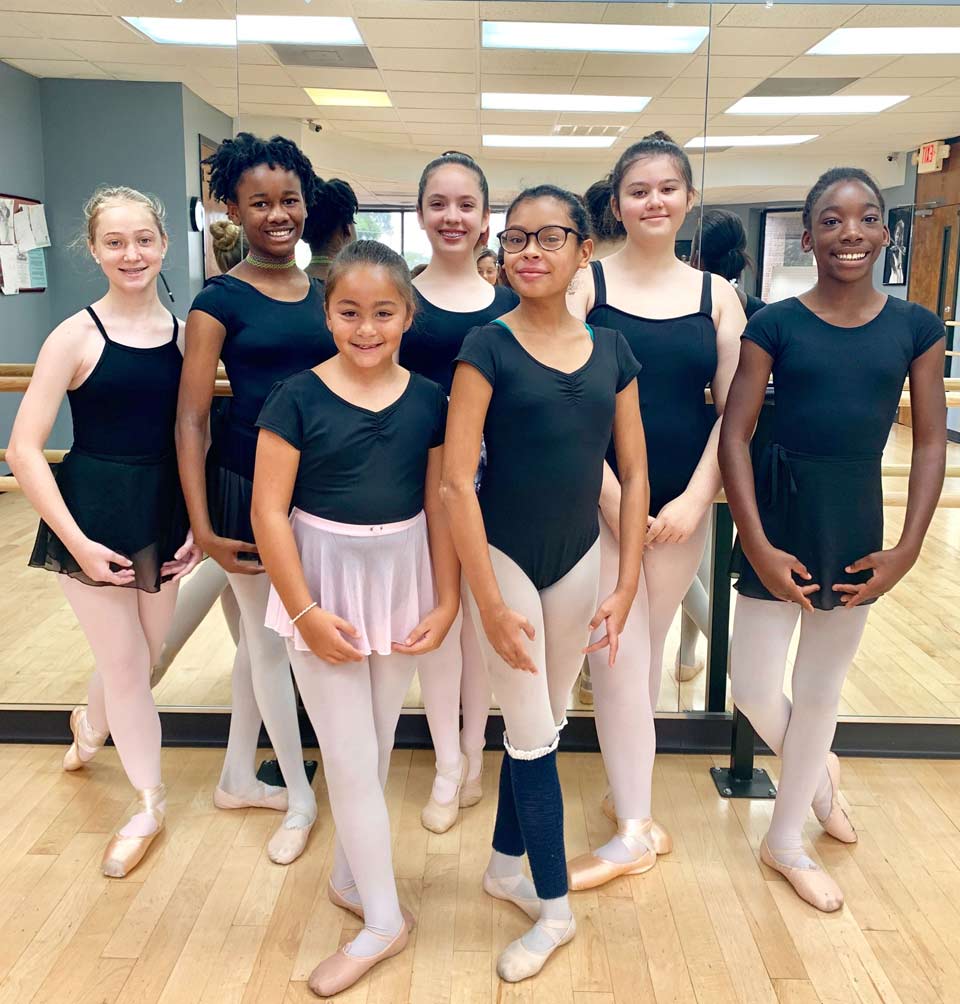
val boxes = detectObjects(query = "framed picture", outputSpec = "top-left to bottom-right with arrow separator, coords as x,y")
199,134 -> 230,280
883,207 -> 912,287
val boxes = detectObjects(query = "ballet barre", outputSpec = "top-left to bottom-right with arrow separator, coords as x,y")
0,449 -> 66,463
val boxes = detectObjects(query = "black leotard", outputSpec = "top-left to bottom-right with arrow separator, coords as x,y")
587,261 -> 717,515
733,295 -> 944,610
400,285 -> 519,394
188,274 -> 336,544
455,320 -> 641,590
29,306 -> 189,591
257,371 -> 447,524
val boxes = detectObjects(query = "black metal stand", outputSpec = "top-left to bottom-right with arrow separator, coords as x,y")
257,758 -> 319,787
711,708 -> 777,799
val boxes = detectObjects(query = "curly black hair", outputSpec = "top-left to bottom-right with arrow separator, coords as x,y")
203,132 -> 318,206
303,177 -> 359,253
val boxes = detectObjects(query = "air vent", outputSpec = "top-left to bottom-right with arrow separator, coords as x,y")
554,125 -> 625,138
270,43 -> 377,69
747,77 -> 858,98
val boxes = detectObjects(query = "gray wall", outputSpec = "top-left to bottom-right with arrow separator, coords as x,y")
0,61 -> 54,450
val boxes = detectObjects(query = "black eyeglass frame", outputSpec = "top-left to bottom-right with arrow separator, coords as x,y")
496,225 -> 584,253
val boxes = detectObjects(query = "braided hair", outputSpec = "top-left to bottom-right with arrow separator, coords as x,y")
203,132 -> 318,206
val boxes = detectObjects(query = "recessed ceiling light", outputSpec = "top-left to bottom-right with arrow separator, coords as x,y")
686,134 -> 818,148
483,134 -> 617,148
305,88 -> 392,108
726,95 -> 908,114
236,15 -> 362,45
809,27 -> 960,55
482,93 -> 651,113
481,21 -> 708,54
122,17 -> 236,46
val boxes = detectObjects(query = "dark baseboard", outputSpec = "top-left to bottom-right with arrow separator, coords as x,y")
3,707 -> 959,759
948,429 -> 960,444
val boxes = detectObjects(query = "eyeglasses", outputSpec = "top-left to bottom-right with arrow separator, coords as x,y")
497,226 -> 583,253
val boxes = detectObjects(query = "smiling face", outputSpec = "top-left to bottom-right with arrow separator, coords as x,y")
228,164 -> 305,260
417,164 -> 489,259
501,196 -> 592,301
614,154 -> 696,244
89,202 -> 166,291
325,263 -> 413,370
802,179 -> 888,283
477,254 -> 498,284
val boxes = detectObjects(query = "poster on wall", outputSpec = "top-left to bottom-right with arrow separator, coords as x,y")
199,134 -> 231,281
883,207 -> 912,287
0,193 -> 48,293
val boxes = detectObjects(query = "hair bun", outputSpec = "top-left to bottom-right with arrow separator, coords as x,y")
210,218 -> 241,253
642,130 -> 677,146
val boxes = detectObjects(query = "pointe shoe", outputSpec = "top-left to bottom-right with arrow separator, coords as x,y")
213,785 -> 289,812
816,753 -> 857,844
327,880 -> 417,932
759,838 -> 844,913
567,818 -> 657,891
496,915 -> 576,983
63,706 -> 108,772
482,871 -> 541,920
599,792 -> 673,855
267,814 -> 315,865
308,922 -> 409,997
675,651 -> 705,683
102,783 -> 165,878
420,754 -> 467,834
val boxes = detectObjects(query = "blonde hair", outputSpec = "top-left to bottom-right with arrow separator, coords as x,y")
210,218 -> 243,272
83,186 -> 167,247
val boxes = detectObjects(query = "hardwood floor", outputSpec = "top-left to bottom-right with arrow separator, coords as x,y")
2,744 -> 960,1003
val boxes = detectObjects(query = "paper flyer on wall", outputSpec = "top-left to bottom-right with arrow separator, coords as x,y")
12,203 -> 50,252
0,199 -> 14,245
0,246 -> 20,294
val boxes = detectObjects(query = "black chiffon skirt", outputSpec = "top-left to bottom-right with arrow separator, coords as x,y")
29,447 -> 190,592
205,452 -> 259,561
732,444 -> 883,611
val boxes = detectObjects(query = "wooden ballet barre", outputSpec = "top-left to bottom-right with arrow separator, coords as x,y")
0,364 -> 229,379
0,448 -> 66,463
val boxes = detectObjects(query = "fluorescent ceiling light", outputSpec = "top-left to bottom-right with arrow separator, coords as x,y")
236,15 -> 362,45
482,92 -> 650,113
483,134 -> 616,149
726,95 -> 908,115
686,134 -> 818,148
305,88 -> 392,108
122,17 -> 236,46
809,27 -> 960,55
482,21 -> 708,54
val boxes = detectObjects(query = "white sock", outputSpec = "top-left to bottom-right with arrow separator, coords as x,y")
521,895 -> 572,953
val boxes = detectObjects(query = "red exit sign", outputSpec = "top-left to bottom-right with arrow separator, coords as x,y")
917,140 -> 950,174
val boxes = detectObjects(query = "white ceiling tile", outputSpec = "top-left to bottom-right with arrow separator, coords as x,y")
358,18 -> 475,50
238,102 -> 308,119
285,67 -> 384,89
842,77 -> 950,96
479,3 -> 611,24
574,76 -> 695,99
599,3 -> 712,27
0,37 -> 80,60
104,62 -> 199,83
16,13 -> 141,43
774,55 -> 898,78
556,111 -> 637,127
392,91 -> 477,110
480,74 -> 576,93
400,108 -> 479,124
336,131 -> 411,145
240,84 -> 314,107
324,119 -> 408,133
239,64 -> 296,87
924,80 -> 960,98
0,0 -> 109,12
480,111 -> 557,126
5,57 -> 111,77
707,54 -> 793,78
237,0 -> 351,12
401,119 -> 478,135
717,4 -> 856,29
98,0 -> 232,14
353,1 -> 478,19
708,27 -> 831,58
872,55 -> 960,78
844,5 -> 960,28
578,53 -> 695,78
664,75 -> 753,99
372,47 -> 477,73
64,40 -> 235,66
893,95 -> 960,115
412,131 -> 478,145
382,70 -> 475,93
316,105 -> 401,122
480,49 -> 584,76
197,66 -> 237,89
238,44 -> 280,66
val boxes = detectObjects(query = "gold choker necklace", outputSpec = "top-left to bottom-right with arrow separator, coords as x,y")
310,254 -> 333,266
245,252 -> 296,271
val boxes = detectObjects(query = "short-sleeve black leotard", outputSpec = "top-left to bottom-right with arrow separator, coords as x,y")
400,285 -> 519,395
734,295 -> 944,609
455,320 -> 641,590
587,261 -> 718,515
256,370 -> 447,525
188,274 -> 337,542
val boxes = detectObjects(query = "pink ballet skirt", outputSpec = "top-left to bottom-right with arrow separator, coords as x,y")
264,508 -> 437,656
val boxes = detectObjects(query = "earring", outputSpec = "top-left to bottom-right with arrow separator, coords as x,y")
94,257 -> 101,265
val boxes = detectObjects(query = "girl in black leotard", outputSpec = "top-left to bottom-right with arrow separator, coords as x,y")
720,168 -> 945,913
566,132 -> 745,891
8,187 -> 201,878
400,152 -> 519,834
444,186 -> 646,984
177,133 -> 331,866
